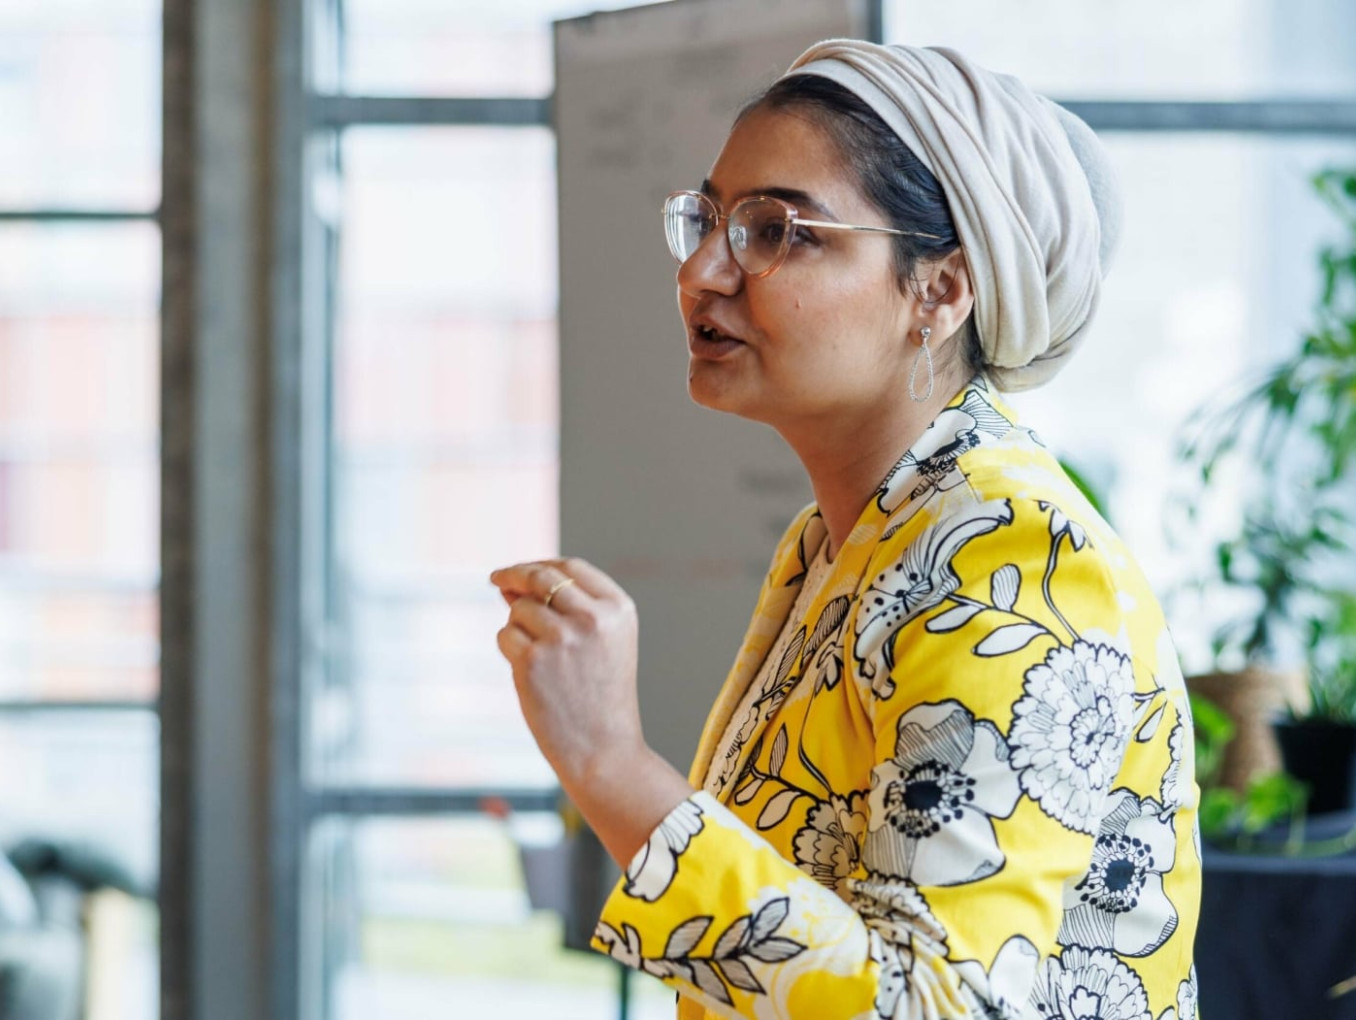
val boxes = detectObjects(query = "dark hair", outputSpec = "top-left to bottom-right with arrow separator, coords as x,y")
739,75 -> 983,376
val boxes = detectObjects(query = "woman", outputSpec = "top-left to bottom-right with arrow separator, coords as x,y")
491,40 -> 1199,1020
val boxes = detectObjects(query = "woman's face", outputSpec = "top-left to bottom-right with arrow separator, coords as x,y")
677,105 -> 917,430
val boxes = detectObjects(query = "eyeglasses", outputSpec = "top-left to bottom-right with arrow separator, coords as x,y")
662,189 -> 942,278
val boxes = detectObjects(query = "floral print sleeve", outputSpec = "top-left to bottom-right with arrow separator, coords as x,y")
591,381 -> 1200,1020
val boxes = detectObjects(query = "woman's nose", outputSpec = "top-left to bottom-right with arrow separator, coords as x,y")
677,224 -> 742,298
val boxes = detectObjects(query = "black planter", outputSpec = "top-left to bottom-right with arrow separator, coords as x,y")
1273,718 -> 1356,815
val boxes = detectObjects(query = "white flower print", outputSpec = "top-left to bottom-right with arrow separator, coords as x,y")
850,874 -> 949,949
868,930 -> 910,1020
849,877 -> 948,1018
1040,500 -> 1089,551
595,919 -> 646,970
595,898 -> 808,1007
1010,641 -> 1138,833
1029,945 -> 1151,1019
806,595 -> 851,693
856,500 -> 1015,699
1160,718 -> 1184,812
953,935 -> 1042,1020
1058,789 -> 1178,957
623,798 -> 705,902
714,710 -> 760,795
713,625 -> 806,795
1176,967 -> 1198,1020
878,384 -> 1013,515
865,700 -> 1021,887
792,792 -> 868,897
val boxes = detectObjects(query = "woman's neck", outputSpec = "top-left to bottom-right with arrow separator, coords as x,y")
779,377 -> 966,561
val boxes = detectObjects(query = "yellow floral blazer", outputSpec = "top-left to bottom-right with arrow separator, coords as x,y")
592,378 -> 1201,1020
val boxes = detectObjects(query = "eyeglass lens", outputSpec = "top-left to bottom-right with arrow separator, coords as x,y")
664,193 -> 792,276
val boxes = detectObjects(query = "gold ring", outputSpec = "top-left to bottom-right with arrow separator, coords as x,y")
543,577 -> 575,609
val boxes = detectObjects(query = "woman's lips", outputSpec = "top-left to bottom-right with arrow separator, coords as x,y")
688,325 -> 746,360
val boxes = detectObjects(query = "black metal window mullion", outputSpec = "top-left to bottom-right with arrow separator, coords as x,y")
0,701 -> 156,713
309,95 -> 550,128
0,210 -> 160,222
1062,99 -> 1356,135
304,96 -> 1356,135
306,787 -> 561,818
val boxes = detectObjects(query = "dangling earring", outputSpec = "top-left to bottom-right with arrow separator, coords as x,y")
909,326 -> 934,403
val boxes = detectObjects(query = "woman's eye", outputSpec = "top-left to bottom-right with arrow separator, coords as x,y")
757,221 -> 787,245
790,225 -> 817,246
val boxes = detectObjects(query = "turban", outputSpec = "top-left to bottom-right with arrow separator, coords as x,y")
782,40 -> 1121,392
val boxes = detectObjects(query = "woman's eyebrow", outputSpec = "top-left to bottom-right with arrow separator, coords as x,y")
700,179 -> 840,221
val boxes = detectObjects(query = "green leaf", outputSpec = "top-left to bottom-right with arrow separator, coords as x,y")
1058,458 -> 1111,521
1199,788 -> 1241,840
1189,691 -> 1235,787
1189,691 -> 1235,743
1171,162 -> 1356,674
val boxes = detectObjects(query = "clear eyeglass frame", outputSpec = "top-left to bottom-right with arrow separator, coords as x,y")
662,189 -> 943,278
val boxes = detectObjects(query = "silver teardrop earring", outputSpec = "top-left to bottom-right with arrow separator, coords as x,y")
909,326 -> 934,403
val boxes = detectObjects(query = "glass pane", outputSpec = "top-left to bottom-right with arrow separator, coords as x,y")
0,710 -> 158,1015
885,0 -> 1356,99
329,0 -> 668,97
307,814 -> 674,1019
320,128 -> 557,787
1002,135 -> 1356,671
0,223 -> 159,701
0,0 -> 160,209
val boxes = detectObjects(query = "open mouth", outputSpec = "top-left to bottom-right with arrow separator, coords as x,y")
693,323 -> 744,345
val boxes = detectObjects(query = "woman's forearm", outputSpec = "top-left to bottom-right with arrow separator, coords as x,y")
557,738 -> 697,868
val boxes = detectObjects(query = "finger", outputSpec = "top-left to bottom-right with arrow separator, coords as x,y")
489,561 -> 563,599
496,622 -> 532,662
550,561 -> 629,602
508,594 -> 566,640
490,561 -> 597,613
539,574 -> 586,614
541,557 -> 628,602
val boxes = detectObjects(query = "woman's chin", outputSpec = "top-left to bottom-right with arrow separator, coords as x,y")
687,365 -> 748,416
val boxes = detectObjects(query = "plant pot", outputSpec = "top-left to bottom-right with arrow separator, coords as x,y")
1187,667 -> 1308,792
1273,718 -> 1356,815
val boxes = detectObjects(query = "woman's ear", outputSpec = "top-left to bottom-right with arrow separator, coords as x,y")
914,249 -> 975,346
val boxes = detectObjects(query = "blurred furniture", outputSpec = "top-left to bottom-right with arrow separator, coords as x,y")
0,839 -> 150,1020
1198,814 -> 1356,1019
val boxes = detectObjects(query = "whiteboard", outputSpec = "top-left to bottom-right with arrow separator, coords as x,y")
555,0 -> 876,772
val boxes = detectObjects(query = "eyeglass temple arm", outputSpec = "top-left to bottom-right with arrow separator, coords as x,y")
795,217 -> 943,242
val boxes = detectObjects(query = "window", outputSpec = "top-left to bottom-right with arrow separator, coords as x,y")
0,0 -> 161,1016
298,4 -> 675,1018
885,0 -> 1356,670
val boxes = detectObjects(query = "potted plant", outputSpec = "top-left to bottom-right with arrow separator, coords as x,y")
1177,167 -> 1356,802
1190,689 -> 1308,852
1192,685 -> 1356,855
1274,592 -> 1356,813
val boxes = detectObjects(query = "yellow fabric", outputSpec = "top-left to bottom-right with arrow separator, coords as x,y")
592,379 -> 1201,1020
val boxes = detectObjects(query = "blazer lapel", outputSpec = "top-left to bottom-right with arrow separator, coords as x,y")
686,506 -> 824,789
686,380 -> 1018,795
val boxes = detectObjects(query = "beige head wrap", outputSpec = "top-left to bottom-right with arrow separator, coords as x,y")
783,40 -> 1121,392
